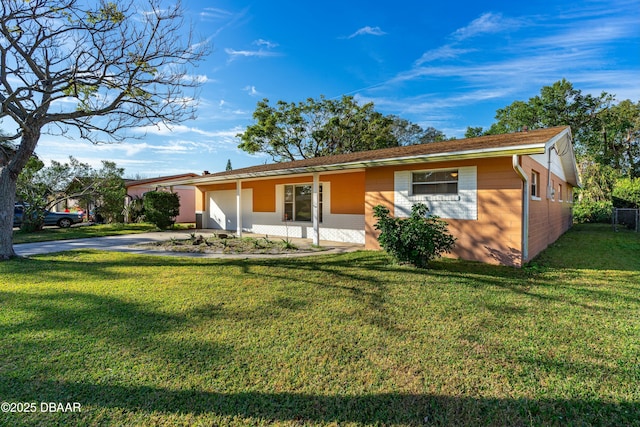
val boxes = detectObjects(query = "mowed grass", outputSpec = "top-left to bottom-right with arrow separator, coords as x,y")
0,224 -> 638,426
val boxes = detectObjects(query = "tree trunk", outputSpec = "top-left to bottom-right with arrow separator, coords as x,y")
0,130 -> 40,260
0,166 -> 18,259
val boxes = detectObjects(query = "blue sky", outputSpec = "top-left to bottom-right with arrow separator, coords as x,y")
36,0 -> 640,178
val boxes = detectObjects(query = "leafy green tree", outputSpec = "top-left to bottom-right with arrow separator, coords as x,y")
596,100 -> 640,177
143,191 -> 180,229
90,161 -> 126,223
16,156 -> 126,228
225,159 -> 233,171
486,79 -> 614,156
238,96 -> 445,162
613,177 -> 640,208
475,79 -> 639,216
390,116 -> 447,145
16,156 -> 93,230
15,157 -> 48,231
238,95 -> 396,161
0,0 -> 207,259
464,126 -> 485,138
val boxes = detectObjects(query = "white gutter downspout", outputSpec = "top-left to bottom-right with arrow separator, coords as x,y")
512,155 -> 529,263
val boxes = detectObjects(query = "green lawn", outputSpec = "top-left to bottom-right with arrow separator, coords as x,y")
0,224 -> 638,426
11,223 -> 194,244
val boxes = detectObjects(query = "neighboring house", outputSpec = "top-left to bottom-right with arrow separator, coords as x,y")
125,173 -> 198,223
160,127 -> 580,266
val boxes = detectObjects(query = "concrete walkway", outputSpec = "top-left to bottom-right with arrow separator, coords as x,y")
13,231 -> 364,259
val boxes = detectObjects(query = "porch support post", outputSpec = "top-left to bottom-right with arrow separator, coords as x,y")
312,173 -> 320,246
236,179 -> 242,237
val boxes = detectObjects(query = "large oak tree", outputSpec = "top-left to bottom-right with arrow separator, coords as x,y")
238,95 -> 446,162
0,0 -> 207,258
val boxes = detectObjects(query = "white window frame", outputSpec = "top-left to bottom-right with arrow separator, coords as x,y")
531,171 -> 541,200
411,169 -> 459,196
283,184 -> 323,223
558,183 -> 563,202
394,166 -> 477,220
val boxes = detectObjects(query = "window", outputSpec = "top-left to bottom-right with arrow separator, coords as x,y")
531,171 -> 540,198
558,183 -> 563,201
284,184 -> 322,222
412,170 -> 458,195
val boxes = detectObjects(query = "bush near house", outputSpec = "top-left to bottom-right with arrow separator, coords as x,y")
142,191 -> 180,229
573,200 -> 614,223
373,203 -> 455,268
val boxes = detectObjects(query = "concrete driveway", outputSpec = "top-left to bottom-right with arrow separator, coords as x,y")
13,231 -> 363,258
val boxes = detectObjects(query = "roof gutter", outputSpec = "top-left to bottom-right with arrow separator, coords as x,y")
512,155 -> 529,263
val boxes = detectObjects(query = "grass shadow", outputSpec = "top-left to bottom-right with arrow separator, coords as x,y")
1,377 -> 638,426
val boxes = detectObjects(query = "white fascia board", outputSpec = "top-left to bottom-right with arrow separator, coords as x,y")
545,128 -> 581,187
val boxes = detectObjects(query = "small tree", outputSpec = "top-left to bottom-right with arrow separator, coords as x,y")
373,203 -> 455,268
93,161 -> 126,223
143,191 -> 180,229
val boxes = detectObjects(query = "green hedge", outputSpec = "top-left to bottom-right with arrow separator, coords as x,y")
573,200 -> 613,223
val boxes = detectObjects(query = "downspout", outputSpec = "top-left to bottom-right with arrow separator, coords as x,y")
512,155 -> 529,263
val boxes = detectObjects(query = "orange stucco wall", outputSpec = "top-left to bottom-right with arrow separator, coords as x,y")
520,156 -> 574,261
197,172 -> 365,215
364,157 -> 525,266
323,172 -> 365,215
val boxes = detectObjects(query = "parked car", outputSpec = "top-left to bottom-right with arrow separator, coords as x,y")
13,205 -> 84,228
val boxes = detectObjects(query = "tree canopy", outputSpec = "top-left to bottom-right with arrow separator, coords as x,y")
0,0 -> 208,258
467,79 -> 639,178
16,156 -> 126,230
238,95 -> 446,162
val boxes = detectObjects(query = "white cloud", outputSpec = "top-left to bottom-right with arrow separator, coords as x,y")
200,7 -> 233,21
225,48 -> 280,61
451,12 -> 519,40
254,39 -> 278,49
200,6 -> 250,37
347,26 -> 387,39
180,73 -> 210,84
243,85 -> 260,96
414,45 -> 475,65
133,122 -> 228,137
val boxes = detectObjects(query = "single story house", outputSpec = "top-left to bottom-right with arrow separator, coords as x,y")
125,173 -> 198,223
161,126 -> 580,267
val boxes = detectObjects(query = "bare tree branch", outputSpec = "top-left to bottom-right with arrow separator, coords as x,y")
0,0 -> 209,258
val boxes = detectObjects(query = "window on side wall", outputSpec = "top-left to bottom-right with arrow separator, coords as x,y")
284,184 -> 323,222
558,183 -> 563,202
531,171 -> 540,199
412,170 -> 458,195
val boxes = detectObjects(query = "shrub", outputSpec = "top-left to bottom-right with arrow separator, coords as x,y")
143,191 -> 180,229
573,200 -> 613,223
373,203 -> 456,268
